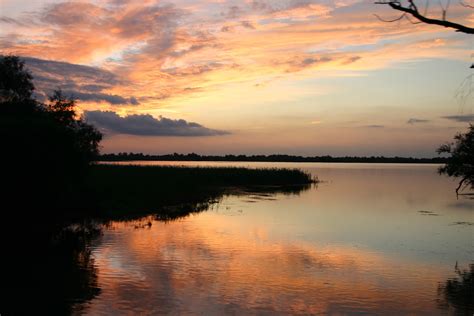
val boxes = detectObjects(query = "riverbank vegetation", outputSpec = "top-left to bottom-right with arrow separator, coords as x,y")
87,164 -> 315,219
438,124 -> 474,195
100,152 -> 448,164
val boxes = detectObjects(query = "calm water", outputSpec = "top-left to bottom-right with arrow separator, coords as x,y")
76,162 -> 473,315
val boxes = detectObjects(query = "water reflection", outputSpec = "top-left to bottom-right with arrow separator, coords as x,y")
81,215 -> 468,314
75,163 -> 472,315
438,263 -> 474,314
4,163 -> 472,315
1,183 -> 309,315
1,223 -> 101,315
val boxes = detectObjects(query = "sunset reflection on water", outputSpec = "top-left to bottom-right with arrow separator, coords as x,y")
77,163 -> 473,315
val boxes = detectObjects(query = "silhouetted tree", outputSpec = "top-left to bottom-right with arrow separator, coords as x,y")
47,90 -> 77,125
437,125 -> 474,194
0,55 -> 102,215
0,55 -> 105,314
46,89 -> 102,164
375,1 -> 474,34
0,55 -> 35,102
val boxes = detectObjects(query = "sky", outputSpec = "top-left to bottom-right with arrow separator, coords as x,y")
1,0 -> 473,157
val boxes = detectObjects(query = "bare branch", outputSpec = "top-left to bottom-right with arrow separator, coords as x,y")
375,1 -> 474,34
455,176 -> 468,195
408,0 -> 420,11
424,0 -> 430,15
455,73 -> 473,108
459,0 -> 474,8
374,13 -> 406,22
404,14 -> 423,23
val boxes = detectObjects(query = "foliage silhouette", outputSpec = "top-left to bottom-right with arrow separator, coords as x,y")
87,165 -> 314,220
0,55 -> 35,102
0,55 -> 104,314
100,152 -> 448,163
0,55 -> 102,218
438,125 -> 474,194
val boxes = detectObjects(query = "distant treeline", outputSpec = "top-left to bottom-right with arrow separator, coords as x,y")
99,153 -> 448,164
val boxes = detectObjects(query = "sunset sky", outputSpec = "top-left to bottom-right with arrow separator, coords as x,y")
1,0 -> 473,156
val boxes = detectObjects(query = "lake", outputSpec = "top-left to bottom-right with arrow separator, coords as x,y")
75,162 -> 473,315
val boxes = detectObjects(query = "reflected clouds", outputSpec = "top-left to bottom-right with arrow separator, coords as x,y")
68,163 -> 474,314
84,215 -> 446,315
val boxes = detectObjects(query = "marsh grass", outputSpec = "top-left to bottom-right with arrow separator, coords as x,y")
86,164 -> 316,220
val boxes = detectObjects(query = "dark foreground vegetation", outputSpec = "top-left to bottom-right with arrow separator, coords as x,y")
88,164 -> 315,219
437,124 -> 474,195
100,152 -> 448,164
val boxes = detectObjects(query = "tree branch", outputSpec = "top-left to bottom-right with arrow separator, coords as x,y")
375,1 -> 474,34
459,0 -> 474,9
373,13 -> 406,22
455,176 -> 468,195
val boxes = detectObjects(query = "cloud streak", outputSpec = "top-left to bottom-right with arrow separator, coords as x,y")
363,125 -> 385,128
21,56 -> 139,105
407,118 -> 430,124
442,114 -> 474,122
84,111 -> 229,137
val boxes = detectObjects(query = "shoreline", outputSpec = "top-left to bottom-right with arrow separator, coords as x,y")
97,154 -> 447,164
96,160 -> 444,165
85,164 -> 316,220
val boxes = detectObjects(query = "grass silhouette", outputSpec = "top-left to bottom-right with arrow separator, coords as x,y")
87,164 -> 316,219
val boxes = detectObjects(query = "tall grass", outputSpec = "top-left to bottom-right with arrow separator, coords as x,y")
87,164 -> 316,219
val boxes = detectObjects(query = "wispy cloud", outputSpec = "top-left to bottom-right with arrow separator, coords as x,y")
21,57 -> 139,105
407,118 -> 430,124
60,90 -> 139,105
363,125 -> 385,128
84,110 -> 229,136
442,114 -> 474,122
